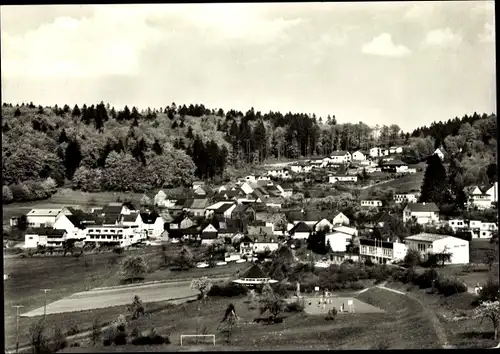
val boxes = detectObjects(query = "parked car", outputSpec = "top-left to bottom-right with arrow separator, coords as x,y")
216,261 -> 228,266
196,262 -> 209,268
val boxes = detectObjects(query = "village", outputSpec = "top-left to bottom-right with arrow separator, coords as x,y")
9,145 -> 498,268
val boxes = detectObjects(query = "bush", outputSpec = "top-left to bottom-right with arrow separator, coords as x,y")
347,281 -> 365,290
132,334 -> 169,345
114,331 -> 128,345
414,268 -> 439,289
479,279 -> 499,302
364,258 -> 374,266
207,282 -> 248,297
10,183 -> 33,202
435,276 -> 467,296
3,185 -> 13,203
325,308 -> 337,321
102,327 -> 116,346
285,301 -> 304,313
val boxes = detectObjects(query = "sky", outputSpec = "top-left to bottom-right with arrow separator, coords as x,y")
1,2 -> 496,131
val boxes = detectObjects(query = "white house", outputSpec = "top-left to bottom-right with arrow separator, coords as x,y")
329,151 -> 352,164
468,186 -> 493,210
154,190 -> 167,206
434,148 -> 445,160
26,208 -> 72,228
313,218 -> 334,232
325,228 -> 356,252
448,219 -> 467,232
24,229 -> 68,248
245,175 -> 257,183
403,202 -> 440,224
253,242 -> 280,254
404,233 -> 469,264
289,222 -> 312,239
141,214 -> 166,238
369,147 -> 380,158
361,199 -> 383,208
486,182 -> 498,204
82,225 -> 146,247
389,146 -> 403,154
359,238 -> 407,264
53,214 -> 83,239
394,193 -> 419,204
332,226 -> 358,238
267,169 -> 291,179
329,175 -> 358,184
352,150 -> 367,161
332,212 -> 350,226
290,163 -> 313,173
469,220 -> 498,239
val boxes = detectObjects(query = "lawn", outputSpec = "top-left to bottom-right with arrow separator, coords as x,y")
469,238 -> 495,264
62,286 -> 442,351
359,172 -> 424,198
425,263 -> 499,288
384,281 -> 498,349
3,247 -> 251,349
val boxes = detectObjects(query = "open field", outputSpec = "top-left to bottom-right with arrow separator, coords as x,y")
20,279 -> 212,317
422,263 -> 499,288
359,171 -> 424,198
60,286 -> 440,351
384,281 -> 498,349
4,249 -> 250,348
469,238 -> 495,264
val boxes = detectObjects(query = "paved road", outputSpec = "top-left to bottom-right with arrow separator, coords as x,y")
21,277 -> 229,317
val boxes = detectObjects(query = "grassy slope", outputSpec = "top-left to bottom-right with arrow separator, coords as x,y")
64,287 -> 440,351
359,171 -> 424,199
384,282 -> 498,349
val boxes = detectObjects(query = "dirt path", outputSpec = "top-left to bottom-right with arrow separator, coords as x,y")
375,284 -> 453,349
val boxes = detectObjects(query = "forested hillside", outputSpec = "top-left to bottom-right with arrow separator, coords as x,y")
1,101 -> 496,204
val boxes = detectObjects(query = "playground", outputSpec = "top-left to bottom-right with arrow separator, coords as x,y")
286,295 -> 385,315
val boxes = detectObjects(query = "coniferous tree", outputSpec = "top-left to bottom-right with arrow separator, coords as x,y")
3,122 -> 10,132
72,104 -> 81,116
58,129 -> 68,144
153,139 -> 163,155
419,154 -> 452,206
172,120 -> 179,129
186,126 -> 194,139
179,120 -> 185,128
64,139 -> 82,179
63,104 -> 70,113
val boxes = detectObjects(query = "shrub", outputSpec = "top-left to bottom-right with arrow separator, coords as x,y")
102,327 -> 116,346
479,279 -> 500,302
285,301 -> 305,313
325,308 -> 337,321
435,277 -> 467,296
347,281 -> 365,290
10,183 -> 33,202
414,268 -> 439,289
132,334 -> 168,345
364,258 -> 374,266
113,247 -> 124,255
52,325 -> 68,352
208,282 -> 248,297
66,320 -> 79,336
114,331 -> 128,345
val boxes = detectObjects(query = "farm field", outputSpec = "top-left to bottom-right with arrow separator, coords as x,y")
62,287 -> 440,351
384,282 -> 498,349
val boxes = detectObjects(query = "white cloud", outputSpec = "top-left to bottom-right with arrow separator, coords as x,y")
403,3 -> 435,21
423,28 -> 462,48
479,22 -> 495,43
362,33 -> 411,57
1,6 -> 164,78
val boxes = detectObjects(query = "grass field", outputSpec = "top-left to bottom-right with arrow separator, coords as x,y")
469,239 -> 495,264
359,171 -> 424,198
3,247 -> 250,349
60,286 -> 441,351
384,281 -> 498,349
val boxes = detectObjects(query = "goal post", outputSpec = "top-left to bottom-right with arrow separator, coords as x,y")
180,334 -> 216,346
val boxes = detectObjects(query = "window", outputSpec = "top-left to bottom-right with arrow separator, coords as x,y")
28,237 -> 33,240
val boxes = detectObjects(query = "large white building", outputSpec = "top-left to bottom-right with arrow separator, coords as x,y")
329,151 -> 352,164
403,203 -> 440,225
26,208 -> 72,228
81,225 -> 146,247
404,233 -> 469,264
394,193 -> 419,204
25,229 -> 68,248
359,238 -> 407,264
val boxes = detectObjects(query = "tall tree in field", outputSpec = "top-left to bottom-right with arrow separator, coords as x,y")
419,154 -> 452,206
253,120 -> 267,162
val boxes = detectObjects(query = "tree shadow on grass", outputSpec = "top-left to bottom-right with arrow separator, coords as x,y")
459,331 -> 496,339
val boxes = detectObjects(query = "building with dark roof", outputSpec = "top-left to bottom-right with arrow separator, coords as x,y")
233,264 -> 277,287
289,221 -> 311,239
403,202 -> 440,225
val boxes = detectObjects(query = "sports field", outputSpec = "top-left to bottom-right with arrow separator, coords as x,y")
287,296 -> 385,315
21,278 -> 227,317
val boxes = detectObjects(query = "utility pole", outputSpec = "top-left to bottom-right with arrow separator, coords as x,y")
13,305 -> 24,353
41,289 -> 51,318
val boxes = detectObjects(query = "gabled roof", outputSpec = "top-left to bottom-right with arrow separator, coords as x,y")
183,199 -> 195,208
122,202 -> 136,210
232,204 -> 252,214
332,226 -> 357,236
405,202 -> 439,212
241,264 -> 268,279
190,198 -> 209,209
216,203 -> 235,214
240,235 -> 254,243
27,209 -> 65,216
382,159 -> 407,166
26,228 -> 66,236
330,151 -> 349,156
103,215 -> 119,225
290,221 -> 311,233
65,214 -> 84,229
405,233 -> 449,242
140,212 -> 160,224
122,213 -> 140,222
102,204 -> 122,215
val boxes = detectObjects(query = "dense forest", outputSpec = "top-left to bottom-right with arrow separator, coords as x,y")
1,101 -> 497,203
